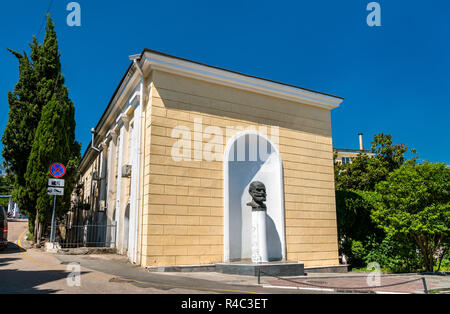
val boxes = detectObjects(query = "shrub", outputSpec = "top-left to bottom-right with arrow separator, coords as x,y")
363,235 -> 422,273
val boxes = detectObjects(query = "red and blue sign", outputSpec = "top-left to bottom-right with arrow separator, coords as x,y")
49,163 -> 66,178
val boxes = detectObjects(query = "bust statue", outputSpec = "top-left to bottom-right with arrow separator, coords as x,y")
247,181 -> 267,211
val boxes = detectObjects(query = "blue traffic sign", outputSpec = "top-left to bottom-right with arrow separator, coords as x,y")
49,163 -> 66,178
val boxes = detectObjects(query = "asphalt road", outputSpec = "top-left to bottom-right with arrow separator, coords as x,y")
0,219 -> 330,295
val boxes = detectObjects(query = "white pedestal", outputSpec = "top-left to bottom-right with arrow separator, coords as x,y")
45,242 -> 61,253
251,210 -> 268,263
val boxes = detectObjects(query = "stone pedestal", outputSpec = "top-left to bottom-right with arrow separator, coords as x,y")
251,210 -> 268,263
45,242 -> 61,253
216,261 -> 305,276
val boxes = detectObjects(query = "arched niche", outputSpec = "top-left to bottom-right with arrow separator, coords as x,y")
224,131 -> 286,262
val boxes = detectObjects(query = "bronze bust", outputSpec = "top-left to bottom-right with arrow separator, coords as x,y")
247,181 -> 267,211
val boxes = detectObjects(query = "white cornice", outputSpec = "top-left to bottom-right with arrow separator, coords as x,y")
116,113 -> 130,127
143,51 -> 343,110
129,90 -> 141,107
105,129 -> 118,143
101,140 -> 109,151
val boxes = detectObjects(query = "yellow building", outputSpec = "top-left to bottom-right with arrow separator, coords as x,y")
76,49 -> 344,271
334,133 -> 374,165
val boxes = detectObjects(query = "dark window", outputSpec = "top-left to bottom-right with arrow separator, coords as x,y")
342,157 -> 352,165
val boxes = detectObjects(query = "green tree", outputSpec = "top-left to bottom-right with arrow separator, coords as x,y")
335,189 -> 383,266
371,162 -> 450,272
334,133 -> 413,268
0,175 -> 14,208
26,95 -> 80,241
2,14 -> 80,239
1,44 -> 40,223
370,133 -> 409,173
335,133 -> 410,191
23,16 -> 81,242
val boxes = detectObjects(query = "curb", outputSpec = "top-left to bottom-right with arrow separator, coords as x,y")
56,247 -> 117,255
262,284 -> 409,294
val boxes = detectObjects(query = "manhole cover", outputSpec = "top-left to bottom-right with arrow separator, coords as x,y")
305,280 -> 328,285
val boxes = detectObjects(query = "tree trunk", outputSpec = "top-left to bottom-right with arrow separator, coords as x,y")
437,247 -> 446,272
33,209 -> 39,243
37,222 -> 43,246
427,250 -> 434,272
33,209 -> 44,247
422,241 -> 434,272
414,234 -> 434,272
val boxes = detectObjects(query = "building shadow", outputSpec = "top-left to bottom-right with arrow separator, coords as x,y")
1,241 -> 90,294
0,257 -> 20,267
266,215 -> 282,261
0,268 -> 90,294
0,242 -> 27,255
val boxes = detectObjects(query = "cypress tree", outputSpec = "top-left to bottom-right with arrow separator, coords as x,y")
2,14 -> 80,239
24,15 -> 80,242
26,94 -> 80,241
2,47 -> 40,228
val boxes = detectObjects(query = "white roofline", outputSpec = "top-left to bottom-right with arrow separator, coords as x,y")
142,50 -> 343,110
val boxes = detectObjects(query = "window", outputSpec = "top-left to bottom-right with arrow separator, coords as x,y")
342,157 -> 352,165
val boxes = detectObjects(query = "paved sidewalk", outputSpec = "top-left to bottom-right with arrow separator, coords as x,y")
11,220 -> 448,294
264,272 -> 450,294
53,251 -> 450,294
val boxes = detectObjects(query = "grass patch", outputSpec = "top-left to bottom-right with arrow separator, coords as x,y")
26,232 -> 33,241
351,267 -> 391,273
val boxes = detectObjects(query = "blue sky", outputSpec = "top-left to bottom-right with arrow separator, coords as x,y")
1,0 -> 449,164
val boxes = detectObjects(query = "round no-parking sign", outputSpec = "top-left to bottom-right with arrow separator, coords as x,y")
49,163 -> 66,178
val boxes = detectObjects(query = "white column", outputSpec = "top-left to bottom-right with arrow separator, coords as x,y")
127,120 -> 136,262
251,210 -> 268,263
99,142 -> 108,207
128,89 -> 142,264
106,130 -> 117,218
114,131 -> 122,248
115,120 -> 126,250
7,197 -> 13,216
13,203 -> 19,218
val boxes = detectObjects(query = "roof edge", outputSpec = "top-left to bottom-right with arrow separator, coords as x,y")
143,48 -> 344,101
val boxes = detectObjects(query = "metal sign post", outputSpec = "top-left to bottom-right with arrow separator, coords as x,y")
50,194 -> 57,243
48,163 -> 66,243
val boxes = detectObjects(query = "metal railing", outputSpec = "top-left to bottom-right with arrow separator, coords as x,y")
57,223 -> 116,248
257,269 -> 430,294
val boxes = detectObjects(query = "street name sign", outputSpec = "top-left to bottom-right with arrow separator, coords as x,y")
48,178 -> 65,187
48,187 -> 64,196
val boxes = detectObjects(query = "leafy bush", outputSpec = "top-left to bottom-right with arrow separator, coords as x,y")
335,135 -> 449,273
371,162 -> 450,272
351,240 -> 366,266
363,235 -> 422,273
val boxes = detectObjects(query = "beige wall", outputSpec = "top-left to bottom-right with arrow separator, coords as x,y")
141,70 -> 339,268
80,159 -> 97,207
